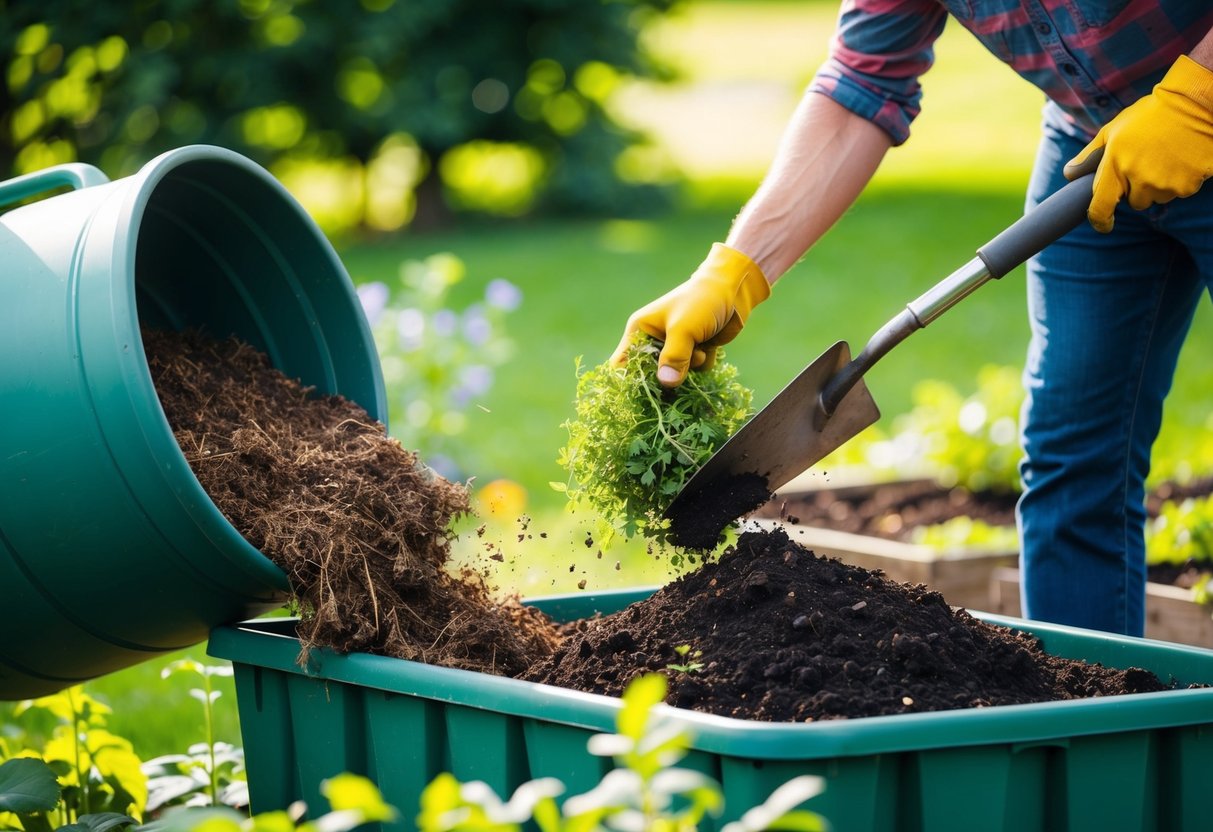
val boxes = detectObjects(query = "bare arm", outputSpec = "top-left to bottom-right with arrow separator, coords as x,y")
726,92 -> 894,284
1190,26 -> 1213,69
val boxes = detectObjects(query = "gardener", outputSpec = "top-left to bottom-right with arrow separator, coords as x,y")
611,3 -> 1213,637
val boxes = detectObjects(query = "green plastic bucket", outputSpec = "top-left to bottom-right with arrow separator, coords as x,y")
0,145 -> 385,699
210,593 -> 1213,832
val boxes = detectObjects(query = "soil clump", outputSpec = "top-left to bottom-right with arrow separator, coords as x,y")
525,527 -> 1170,721
144,328 -> 559,676
667,472 -> 772,550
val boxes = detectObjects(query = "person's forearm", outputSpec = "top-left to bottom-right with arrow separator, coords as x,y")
726,92 -> 893,284
1190,26 -> 1213,69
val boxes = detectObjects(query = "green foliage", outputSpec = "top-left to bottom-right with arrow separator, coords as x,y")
146,773 -> 395,832
0,688 -> 145,829
1143,495 -> 1213,608
912,516 -> 1018,554
359,253 -> 518,481
0,757 -> 137,832
556,335 -> 754,548
416,673 -> 827,832
665,645 -> 704,675
879,366 -> 1024,494
0,759 -> 61,815
1146,495 -> 1213,568
1,0 -> 679,226
141,661 -> 245,815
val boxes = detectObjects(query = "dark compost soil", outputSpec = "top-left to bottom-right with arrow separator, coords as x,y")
667,472 -> 772,551
147,329 -> 1182,721
525,527 -> 1174,721
144,328 -> 559,676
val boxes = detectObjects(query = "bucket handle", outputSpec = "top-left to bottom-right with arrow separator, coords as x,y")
0,163 -> 110,212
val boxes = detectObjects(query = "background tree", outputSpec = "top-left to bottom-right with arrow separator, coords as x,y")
0,0 -> 680,230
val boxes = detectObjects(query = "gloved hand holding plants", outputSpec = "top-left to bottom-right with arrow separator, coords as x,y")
558,332 -> 754,552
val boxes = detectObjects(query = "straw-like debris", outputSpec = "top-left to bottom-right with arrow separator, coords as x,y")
144,328 -> 558,676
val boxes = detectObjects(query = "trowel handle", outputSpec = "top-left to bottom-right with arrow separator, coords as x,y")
977,172 -> 1095,279
820,172 -> 1095,416
0,163 -> 110,212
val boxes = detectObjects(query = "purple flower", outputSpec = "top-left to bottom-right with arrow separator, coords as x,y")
432,309 -> 459,338
485,278 -> 522,311
463,304 -> 492,346
459,364 -> 494,397
396,308 -> 425,350
357,282 -> 390,326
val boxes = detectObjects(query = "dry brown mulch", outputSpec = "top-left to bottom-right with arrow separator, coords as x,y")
144,328 -> 559,676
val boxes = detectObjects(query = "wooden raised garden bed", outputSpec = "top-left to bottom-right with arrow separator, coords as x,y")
990,568 -> 1213,648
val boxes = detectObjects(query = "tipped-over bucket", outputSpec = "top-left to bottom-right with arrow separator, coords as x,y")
0,145 -> 386,698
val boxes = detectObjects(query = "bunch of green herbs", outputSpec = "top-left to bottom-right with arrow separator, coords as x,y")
556,335 -> 753,549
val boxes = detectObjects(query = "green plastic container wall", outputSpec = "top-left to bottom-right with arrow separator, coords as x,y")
0,146 -> 386,699
208,595 -> 1213,832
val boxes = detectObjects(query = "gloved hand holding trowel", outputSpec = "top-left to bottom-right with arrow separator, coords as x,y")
612,4 -> 1213,639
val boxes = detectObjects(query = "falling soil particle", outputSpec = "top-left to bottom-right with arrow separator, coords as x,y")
524,527 -> 1173,721
144,328 -> 558,676
667,472 -> 773,550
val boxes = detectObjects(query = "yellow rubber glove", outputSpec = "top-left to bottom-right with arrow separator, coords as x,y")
1064,54 -> 1213,233
610,243 -> 770,387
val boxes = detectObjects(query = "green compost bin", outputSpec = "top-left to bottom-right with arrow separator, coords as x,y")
0,146 -> 385,699
208,590 -> 1213,832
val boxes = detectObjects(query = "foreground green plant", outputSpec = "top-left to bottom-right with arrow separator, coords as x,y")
556,335 -> 753,548
141,660 -> 246,814
0,688 -> 145,830
417,674 -> 827,832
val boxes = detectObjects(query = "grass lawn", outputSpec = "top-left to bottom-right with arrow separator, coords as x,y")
50,0 -> 1213,760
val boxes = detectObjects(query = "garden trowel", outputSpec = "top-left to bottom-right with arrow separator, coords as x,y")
665,172 -> 1096,529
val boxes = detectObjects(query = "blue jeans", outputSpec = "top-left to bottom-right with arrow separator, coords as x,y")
1017,117 -> 1213,636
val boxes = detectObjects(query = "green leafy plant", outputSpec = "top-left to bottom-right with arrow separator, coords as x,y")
0,688 -> 145,831
146,772 -> 395,832
665,645 -> 704,674
880,365 -> 1024,495
1146,494 -> 1213,608
556,334 -> 753,548
912,516 -> 1018,554
359,254 -> 519,481
0,757 -> 137,832
1146,495 -> 1213,569
416,673 -> 827,832
141,660 -> 246,815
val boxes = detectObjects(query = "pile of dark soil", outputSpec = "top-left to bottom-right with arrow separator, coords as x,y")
525,528 -> 1170,721
144,328 -> 559,676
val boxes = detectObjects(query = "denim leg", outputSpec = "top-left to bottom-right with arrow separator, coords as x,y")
1017,124 -> 1209,636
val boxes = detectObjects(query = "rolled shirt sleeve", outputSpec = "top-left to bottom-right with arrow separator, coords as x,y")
809,0 -> 948,145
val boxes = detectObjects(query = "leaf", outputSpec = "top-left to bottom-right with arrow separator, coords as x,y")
617,674 -> 666,741
548,481 -> 567,493
320,773 -> 395,823
72,813 -> 138,832
0,759 -> 60,814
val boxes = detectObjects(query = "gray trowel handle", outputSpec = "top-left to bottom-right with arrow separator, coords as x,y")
819,172 -> 1095,416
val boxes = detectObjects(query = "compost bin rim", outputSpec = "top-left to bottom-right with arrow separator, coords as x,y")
207,596 -> 1213,762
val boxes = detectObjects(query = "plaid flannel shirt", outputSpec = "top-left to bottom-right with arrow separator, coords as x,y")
810,0 -> 1213,145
